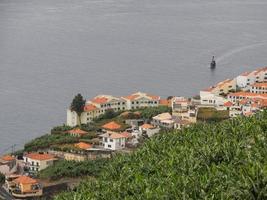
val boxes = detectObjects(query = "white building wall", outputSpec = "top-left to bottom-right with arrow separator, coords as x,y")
67,109 -> 78,127
102,138 -> 125,150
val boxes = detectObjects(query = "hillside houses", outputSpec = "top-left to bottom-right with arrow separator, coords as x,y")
199,66 -> 267,117
67,92 -> 161,127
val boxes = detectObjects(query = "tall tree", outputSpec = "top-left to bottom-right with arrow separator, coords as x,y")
70,93 -> 86,127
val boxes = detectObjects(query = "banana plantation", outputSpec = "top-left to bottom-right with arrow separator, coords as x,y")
55,111 -> 267,200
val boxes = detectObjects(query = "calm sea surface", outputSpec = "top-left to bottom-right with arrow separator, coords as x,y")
1,0 -> 267,153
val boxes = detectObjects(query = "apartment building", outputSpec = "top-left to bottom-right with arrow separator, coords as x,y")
250,83 -> 267,94
122,92 -> 160,110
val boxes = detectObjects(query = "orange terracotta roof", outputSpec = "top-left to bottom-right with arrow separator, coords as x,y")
140,123 -> 154,129
254,67 -> 267,75
224,101 -> 233,107
25,153 -> 55,161
102,121 -> 121,130
123,92 -> 160,101
74,142 -> 93,150
110,132 -> 126,139
241,71 -> 251,76
239,99 -> 249,105
14,176 -> 38,184
91,97 -> 108,104
228,92 -> 267,99
244,112 -> 253,117
67,128 -> 88,135
251,82 -> 267,88
1,155 -> 15,162
147,94 -> 160,100
123,94 -> 139,100
159,99 -> 170,106
120,132 -> 131,138
84,104 -> 98,112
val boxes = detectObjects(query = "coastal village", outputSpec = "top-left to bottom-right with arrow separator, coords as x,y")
1,66 -> 267,199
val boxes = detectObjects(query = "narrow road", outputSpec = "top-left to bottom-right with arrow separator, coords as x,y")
0,186 -> 14,200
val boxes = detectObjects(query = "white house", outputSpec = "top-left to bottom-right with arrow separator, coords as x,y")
122,92 -> 160,110
100,132 -> 126,150
24,153 -> 57,173
152,113 -> 174,129
67,95 -> 127,127
0,155 -> 17,175
227,92 -> 267,103
250,83 -> 267,94
200,91 -> 226,107
139,123 -> 160,137
171,97 -> 189,112
236,67 -> 267,90
67,93 -> 160,127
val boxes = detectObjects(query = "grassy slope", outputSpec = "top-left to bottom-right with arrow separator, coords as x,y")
56,112 -> 267,200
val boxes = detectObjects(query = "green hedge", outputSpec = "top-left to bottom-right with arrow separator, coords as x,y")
38,159 -> 107,180
24,134 -> 79,152
55,111 -> 267,200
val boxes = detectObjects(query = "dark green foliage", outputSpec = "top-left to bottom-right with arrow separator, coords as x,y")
24,134 -> 79,152
0,172 -> 5,185
38,159 -> 107,180
138,106 -> 172,119
70,94 -> 86,126
93,109 -> 122,123
56,111 -> 267,200
197,107 -> 229,122
51,125 -> 72,134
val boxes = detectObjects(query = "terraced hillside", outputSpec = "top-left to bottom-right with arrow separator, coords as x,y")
56,111 -> 267,200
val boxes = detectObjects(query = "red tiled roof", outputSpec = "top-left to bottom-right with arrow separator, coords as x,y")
251,82 -> 267,88
123,94 -> 139,100
84,104 -> 97,112
228,92 -> 267,99
140,123 -> 154,129
91,97 -> 108,104
147,94 -> 160,100
224,101 -> 233,107
102,121 -> 121,130
110,133 -> 126,139
74,142 -> 93,150
123,92 -> 160,101
67,128 -> 88,136
239,99 -> 249,105
120,132 -> 131,138
25,153 -> 55,161
1,155 -> 15,161
14,176 -> 38,184
159,99 -> 170,106
254,67 -> 267,75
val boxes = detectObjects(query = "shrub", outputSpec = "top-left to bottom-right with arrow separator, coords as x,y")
24,134 -> 79,152
38,159 -> 107,180
51,125 -> 72,134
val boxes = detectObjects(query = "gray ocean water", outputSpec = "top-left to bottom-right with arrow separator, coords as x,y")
1,0 -> 267,153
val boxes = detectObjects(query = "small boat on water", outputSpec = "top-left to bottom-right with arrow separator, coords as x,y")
210,56 -> 216,69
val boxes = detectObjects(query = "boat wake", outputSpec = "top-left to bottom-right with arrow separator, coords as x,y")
209,41 -> 267,68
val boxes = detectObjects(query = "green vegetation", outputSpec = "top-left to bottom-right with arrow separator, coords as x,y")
197,107 -> 229,122
93,109 -> 122,123
0,172 -> 5,185
137,106 -> 171,119
38,159 -> 107,180
56,111 -> 267,200
51,125 -> 72,134
24,134 -> 80,152
70,93 -> 86,126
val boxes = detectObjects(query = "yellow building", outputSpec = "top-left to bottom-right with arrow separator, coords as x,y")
11,176 -> 42,198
